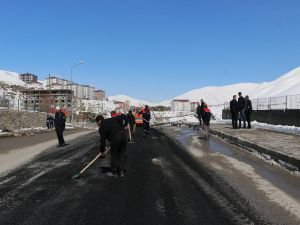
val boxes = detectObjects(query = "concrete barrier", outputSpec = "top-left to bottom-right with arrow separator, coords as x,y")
222,109 -> 300,127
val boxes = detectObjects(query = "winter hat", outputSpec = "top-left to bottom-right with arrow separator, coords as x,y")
55,106 -> 60,110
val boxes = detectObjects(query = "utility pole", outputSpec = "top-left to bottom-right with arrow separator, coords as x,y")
70,60 -> 84,122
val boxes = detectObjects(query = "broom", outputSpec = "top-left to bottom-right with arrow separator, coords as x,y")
128,124 -> 134,143
72,147 -> 110,179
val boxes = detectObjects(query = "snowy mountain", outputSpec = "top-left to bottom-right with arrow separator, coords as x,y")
0,70 -> 26,86
1,67 -> 300,107
160,67 -> 300,106
173,83 -> 259,105
248,67 -> 300,98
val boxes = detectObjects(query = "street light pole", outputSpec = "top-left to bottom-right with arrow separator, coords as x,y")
70,60 -> 84,122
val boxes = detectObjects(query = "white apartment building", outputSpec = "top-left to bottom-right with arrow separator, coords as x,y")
171,99 -> 191,113
83,85 -> 95,100
45,76 -> 95,100
46,76 -> 69,87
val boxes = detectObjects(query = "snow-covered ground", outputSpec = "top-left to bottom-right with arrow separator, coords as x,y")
213,119 -> 300,136
0,125 -> 76,136
251,121 -> 300,135
159,112 -> 300,136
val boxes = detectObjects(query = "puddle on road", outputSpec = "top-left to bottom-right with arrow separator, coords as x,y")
164,127 -> 300,223
166,126 -> 300,212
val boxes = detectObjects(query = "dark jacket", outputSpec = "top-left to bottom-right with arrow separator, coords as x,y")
98,117 -> 126,152
196,104 -> 201,116
238,96 -> 246,111
139,109 -> 151,122
230,99 -> 239,115
197,102 -> 205,116
54,111 -> 66,130
245,99 -> 253,114
116,113 -> 129,127
127,113 -> 136,126
202,108 -> 211,126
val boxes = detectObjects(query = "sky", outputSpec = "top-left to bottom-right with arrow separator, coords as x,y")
1,0 -> 300,102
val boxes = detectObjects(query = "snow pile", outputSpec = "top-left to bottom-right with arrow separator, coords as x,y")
183,115 -> 199,124
210,105 -> 225,120
252,121 -> 300,135
0,70 -> 26,86
215,120 -> 300,135
169,115 -> 199,125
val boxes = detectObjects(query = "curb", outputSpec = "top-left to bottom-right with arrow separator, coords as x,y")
209,129 -> 300,171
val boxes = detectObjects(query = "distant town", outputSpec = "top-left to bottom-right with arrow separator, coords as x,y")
1,72 -> 203,121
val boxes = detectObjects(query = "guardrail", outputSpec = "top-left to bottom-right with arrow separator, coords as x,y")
224,94 -> 300,110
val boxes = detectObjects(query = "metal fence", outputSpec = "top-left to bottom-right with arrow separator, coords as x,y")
224,94 -> 300,110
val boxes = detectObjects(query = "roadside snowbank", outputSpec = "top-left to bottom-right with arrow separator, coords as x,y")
215,119 -> 300,135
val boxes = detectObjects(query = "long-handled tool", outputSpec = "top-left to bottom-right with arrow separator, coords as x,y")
142,118 -> 150,123
72,147 -> 110,179
128,124 -> 134,143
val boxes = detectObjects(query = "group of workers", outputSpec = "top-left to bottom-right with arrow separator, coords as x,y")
52,105 -> 152,178
96,105 -> 151,177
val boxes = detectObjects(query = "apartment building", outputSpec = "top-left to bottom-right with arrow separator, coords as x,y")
19,73 -> 38,84
45,76 -> 96,100
21,89 -> 72,114
171,99 -> 191,113
94,90 -> 106,100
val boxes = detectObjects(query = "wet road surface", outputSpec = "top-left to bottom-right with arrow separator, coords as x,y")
0,126 -> 299,225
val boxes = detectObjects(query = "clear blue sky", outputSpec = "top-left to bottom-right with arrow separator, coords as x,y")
1,0 -> 300,102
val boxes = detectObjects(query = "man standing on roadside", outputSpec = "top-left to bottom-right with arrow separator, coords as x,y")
230,95 -> 239,129
245,95 -> 253,129
196,102 -> 202,125
96,115 -> 128,177
54,106 -> 66,147
46,114 -> 51,129
238,92 -> 246,128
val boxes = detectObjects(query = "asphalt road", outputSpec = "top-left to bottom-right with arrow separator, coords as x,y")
0,126 -> 298,225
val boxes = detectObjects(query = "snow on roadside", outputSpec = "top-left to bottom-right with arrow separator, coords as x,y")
0,130 -> 94,177
169,115 -> 199,125
213,119 -> 300,136
251,121 -> 300,135
0,125 -> 77,137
